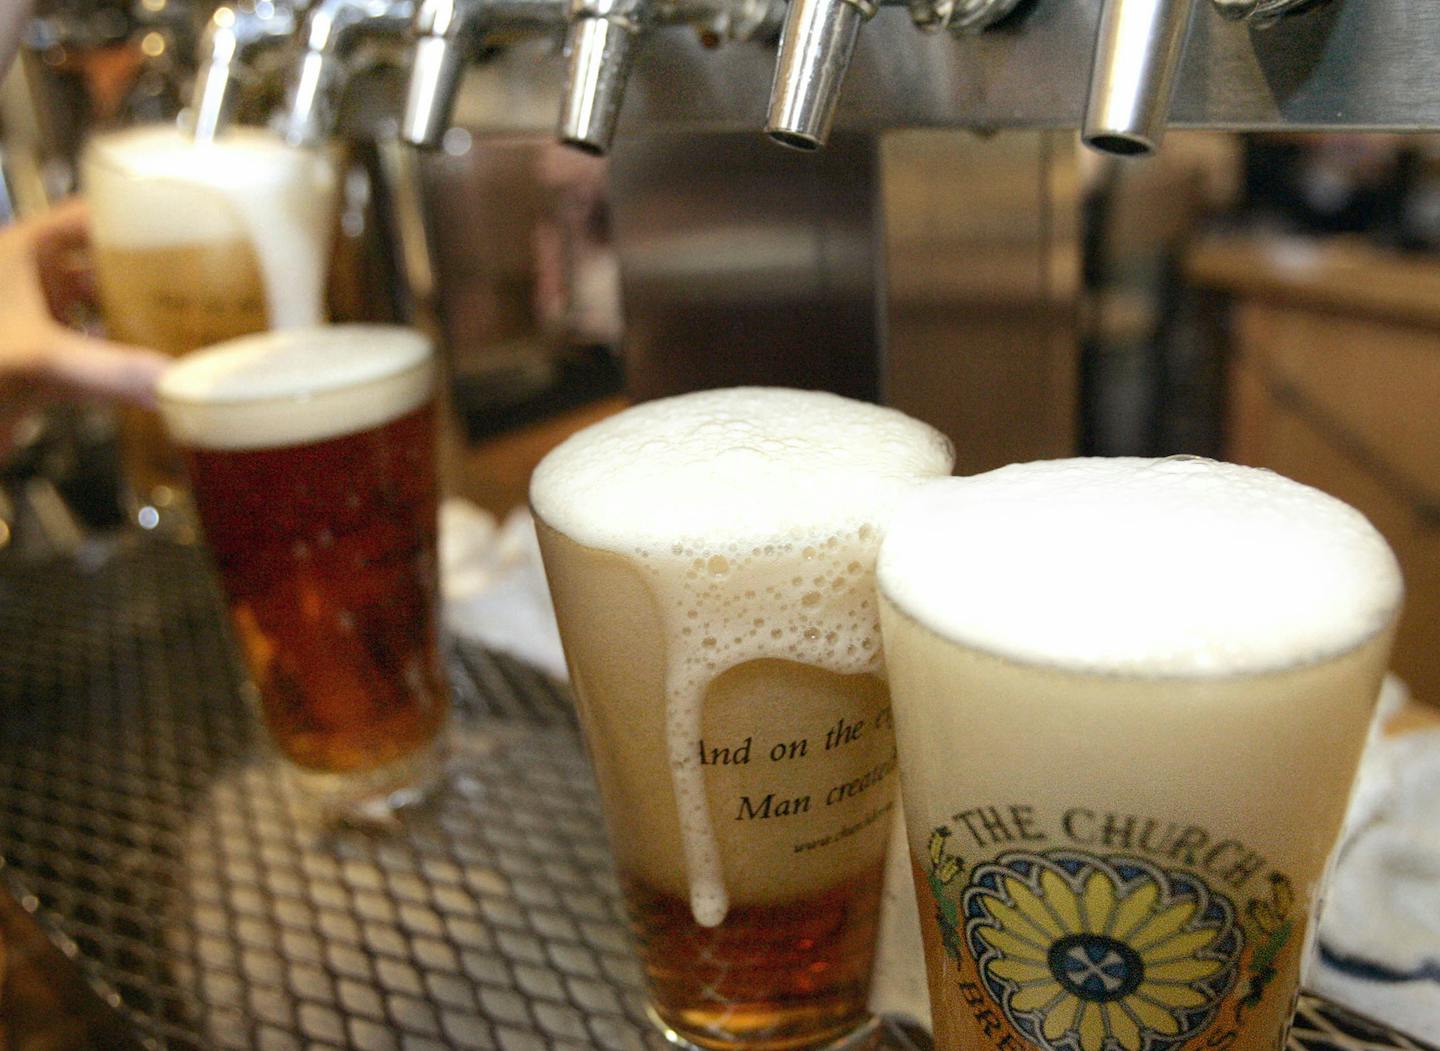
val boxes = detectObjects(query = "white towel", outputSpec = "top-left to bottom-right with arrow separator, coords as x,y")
438,500 -> 568,681
1311,676 -> 1440,1041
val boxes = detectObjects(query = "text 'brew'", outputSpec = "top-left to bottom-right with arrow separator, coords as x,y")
160,327 -> 446,806
530,387 -> 953,1049
876,457 -> 1403,1051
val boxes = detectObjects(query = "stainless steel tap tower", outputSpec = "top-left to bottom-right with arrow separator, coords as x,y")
161,0 -> 1440,439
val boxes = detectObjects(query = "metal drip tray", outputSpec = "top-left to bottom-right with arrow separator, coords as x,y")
0,539 -> 1428,1051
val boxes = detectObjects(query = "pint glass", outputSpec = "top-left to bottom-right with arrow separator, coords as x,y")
84,125 -> 336,527
158,326 -> 448,816
876,457 -> 1403,1051
530,388 -> 954,1050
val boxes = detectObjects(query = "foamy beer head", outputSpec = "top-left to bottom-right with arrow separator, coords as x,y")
532,388 -> 953,929
161,326 -> 444,807
85,125 -> 336,329
878,457 -> 1402,676
158,325 -> 433,450
876,457 -> 1404,1051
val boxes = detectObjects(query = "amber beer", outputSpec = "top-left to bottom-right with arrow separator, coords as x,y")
530,388 -> 954,1049
876,458 -> 1403,1051
159,326 -> 447,814
84,125 -> 336,522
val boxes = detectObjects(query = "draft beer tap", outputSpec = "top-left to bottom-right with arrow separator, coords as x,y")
191,0 -> 305,141
283,0 -> 418,146
765,0 -> 1019,151
558,0 -> 784,155
1083,0 -> 1326,156
402,0 -> 569,149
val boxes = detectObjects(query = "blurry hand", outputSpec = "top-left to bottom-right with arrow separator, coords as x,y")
0,200 -> 167,451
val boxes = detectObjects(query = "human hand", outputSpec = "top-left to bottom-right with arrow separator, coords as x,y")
0,200 -> 168,452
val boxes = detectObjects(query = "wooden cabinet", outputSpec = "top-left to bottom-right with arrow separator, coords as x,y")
1191,238 -> 1440,705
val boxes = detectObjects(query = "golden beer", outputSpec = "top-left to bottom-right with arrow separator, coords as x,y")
876,457 -> 1403,1051
531,388 -> 953,1049
84,126 -> 336,522
159,326 -> 448,816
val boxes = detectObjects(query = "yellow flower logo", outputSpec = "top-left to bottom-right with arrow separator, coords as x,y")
963,851 -> 1242,1051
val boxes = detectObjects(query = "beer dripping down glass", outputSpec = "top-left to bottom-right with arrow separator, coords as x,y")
83,125 -> 337,535
530,388 -> 954,1049
158,326 -> 449,819
876,458 -> 1403,1051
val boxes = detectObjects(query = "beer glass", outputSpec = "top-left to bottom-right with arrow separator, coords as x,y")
158,325 -> 448,817
84,124 -> 336,530
530,388 -> 954,1050
876,457 -> 1403,1051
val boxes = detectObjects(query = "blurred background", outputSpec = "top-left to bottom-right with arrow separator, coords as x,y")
12,1 -> 1433,695
3,0 -> 1440,1043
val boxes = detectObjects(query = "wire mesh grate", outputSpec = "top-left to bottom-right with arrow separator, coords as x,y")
0,538 -> 1429,1051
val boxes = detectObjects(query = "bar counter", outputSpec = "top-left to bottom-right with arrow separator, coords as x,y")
0,538 -> 1428,1051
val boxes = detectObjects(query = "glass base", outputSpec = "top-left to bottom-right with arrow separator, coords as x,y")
647,1005 -> 883,1051
283,733 -> 447,825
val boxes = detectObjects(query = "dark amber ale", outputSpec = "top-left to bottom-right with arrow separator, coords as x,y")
626,865 -> 884,1050
161,326 -> 446,812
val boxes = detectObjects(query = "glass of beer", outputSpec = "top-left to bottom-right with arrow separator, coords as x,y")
876,457 -> 1403,1051
158,325 -> 449,817
529,388 -> 954,1050
84,124 -> 337,531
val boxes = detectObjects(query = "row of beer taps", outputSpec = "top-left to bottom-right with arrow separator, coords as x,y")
189,0 -> 1321,157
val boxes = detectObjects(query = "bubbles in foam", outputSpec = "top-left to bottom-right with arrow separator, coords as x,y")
878,457 -> 1403,677
158,325 -> 432,452
532,388 -> 954,926
84,125 -> 336,328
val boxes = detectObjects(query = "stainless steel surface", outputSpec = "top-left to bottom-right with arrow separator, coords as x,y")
908,0 -> 1022,33
764,0 -> 1017,150
440,0 -> 1440,137
282,0 -> 416,146
608,132 -> 881,401
1083,0 -> 1197,156
556,0 -> 647,154
190,1 -> 301,140
402,0 -> 568,147
191,0 -> 303,141
764,0 -> 871,150
881,130 -> 1080,472
1212,0 -> 1322,24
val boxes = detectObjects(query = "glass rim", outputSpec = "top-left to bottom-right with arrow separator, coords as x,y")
878,586 -> 1402,684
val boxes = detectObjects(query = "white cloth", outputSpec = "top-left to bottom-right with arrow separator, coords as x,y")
1312,676 -> 1440,1040
438,500 -> 568,681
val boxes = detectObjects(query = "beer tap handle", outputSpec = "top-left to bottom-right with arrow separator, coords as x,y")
403,0 -> 569,148
191,9 -> 243,141
765,0 -> 1016,151
282,0 -> 417,147
764,0 -> 872,151
191,2 -> 304,141
1083,0 -> 1319,156
1082,0 -> 1198,156
557,0 -> 648,155
403,0 -> 490,148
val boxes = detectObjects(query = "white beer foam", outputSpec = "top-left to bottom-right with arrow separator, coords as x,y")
84,125 -> 336,328
879,457 -> 1403,677
158,325 -> 432,451
531,388 -> 954,926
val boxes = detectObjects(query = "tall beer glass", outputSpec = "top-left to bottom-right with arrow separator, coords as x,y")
158,326 -> 448,817
84,125 -> 336,528
876,457 -> 1403,1051
530,388 -> 954,1050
